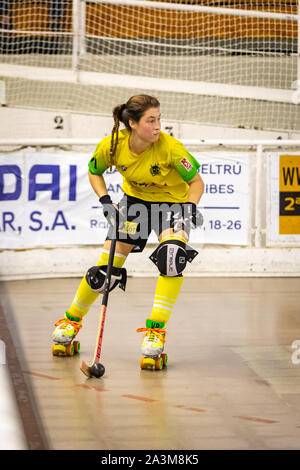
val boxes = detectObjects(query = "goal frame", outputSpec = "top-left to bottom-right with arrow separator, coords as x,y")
0,0 -> 298,105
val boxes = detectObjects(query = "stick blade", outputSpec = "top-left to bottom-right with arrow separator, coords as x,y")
80,360 -> 92,378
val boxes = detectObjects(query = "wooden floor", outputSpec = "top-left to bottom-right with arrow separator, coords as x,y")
1,276 -> 300,450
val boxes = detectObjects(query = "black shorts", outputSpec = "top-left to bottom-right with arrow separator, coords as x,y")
106,194 -> 184,252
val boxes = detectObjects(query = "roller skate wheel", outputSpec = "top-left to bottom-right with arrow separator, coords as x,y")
73,341 -> 80,354
155,357 -> 163,370
161,353 -> 168,368
52,344 -> 67,357
140,357 -> 155,370
66,343 -> 75,356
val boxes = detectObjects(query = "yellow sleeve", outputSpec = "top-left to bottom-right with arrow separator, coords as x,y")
88,138 -> 111,175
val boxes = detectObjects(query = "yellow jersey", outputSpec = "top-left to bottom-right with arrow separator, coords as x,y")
88,129 -> 200,203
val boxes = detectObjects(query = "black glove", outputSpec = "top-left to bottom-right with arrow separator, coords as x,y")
99,195 -> 126,230
182,202 -> 204,229
173,202 -> 203,234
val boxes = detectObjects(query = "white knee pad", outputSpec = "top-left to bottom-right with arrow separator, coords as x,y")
149,239 -> 198,277
85,265 -> 127,292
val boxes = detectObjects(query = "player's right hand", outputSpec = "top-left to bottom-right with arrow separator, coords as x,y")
99,195 -> 126,230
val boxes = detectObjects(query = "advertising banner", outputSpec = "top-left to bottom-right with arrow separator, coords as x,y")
0,150 -> 249,249
192,151 -> 249,246
268,152 -> 300,246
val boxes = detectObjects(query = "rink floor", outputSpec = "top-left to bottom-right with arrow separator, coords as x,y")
1,276 -> 300,450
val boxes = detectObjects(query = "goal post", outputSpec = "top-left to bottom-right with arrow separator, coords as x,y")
0,0 -> 299,132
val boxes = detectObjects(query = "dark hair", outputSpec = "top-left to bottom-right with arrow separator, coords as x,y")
109,94 -> 160,168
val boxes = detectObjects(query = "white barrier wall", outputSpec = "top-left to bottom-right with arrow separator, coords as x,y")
0,341 -> 28,450
1,107 -> 299,141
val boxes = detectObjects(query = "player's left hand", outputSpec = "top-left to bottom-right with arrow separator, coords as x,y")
183,202 -> 204,229
173,202 -> 203,233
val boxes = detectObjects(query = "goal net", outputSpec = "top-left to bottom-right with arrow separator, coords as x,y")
0,0 -> 298,132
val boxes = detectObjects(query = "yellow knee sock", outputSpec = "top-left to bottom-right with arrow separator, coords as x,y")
68,250 -> 126,319
150,275 -> 184,324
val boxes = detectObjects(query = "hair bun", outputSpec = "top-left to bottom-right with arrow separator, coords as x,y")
113,103 -> 126,121
119,103 -> 126,118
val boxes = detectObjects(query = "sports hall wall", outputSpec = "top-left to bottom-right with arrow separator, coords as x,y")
10,0 -> 299,40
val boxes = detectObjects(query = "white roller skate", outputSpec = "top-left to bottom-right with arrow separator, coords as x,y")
52,311 -> 82,357
137,318 -> 168,370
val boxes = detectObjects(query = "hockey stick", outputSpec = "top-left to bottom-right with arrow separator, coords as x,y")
80,237 -> 117,378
